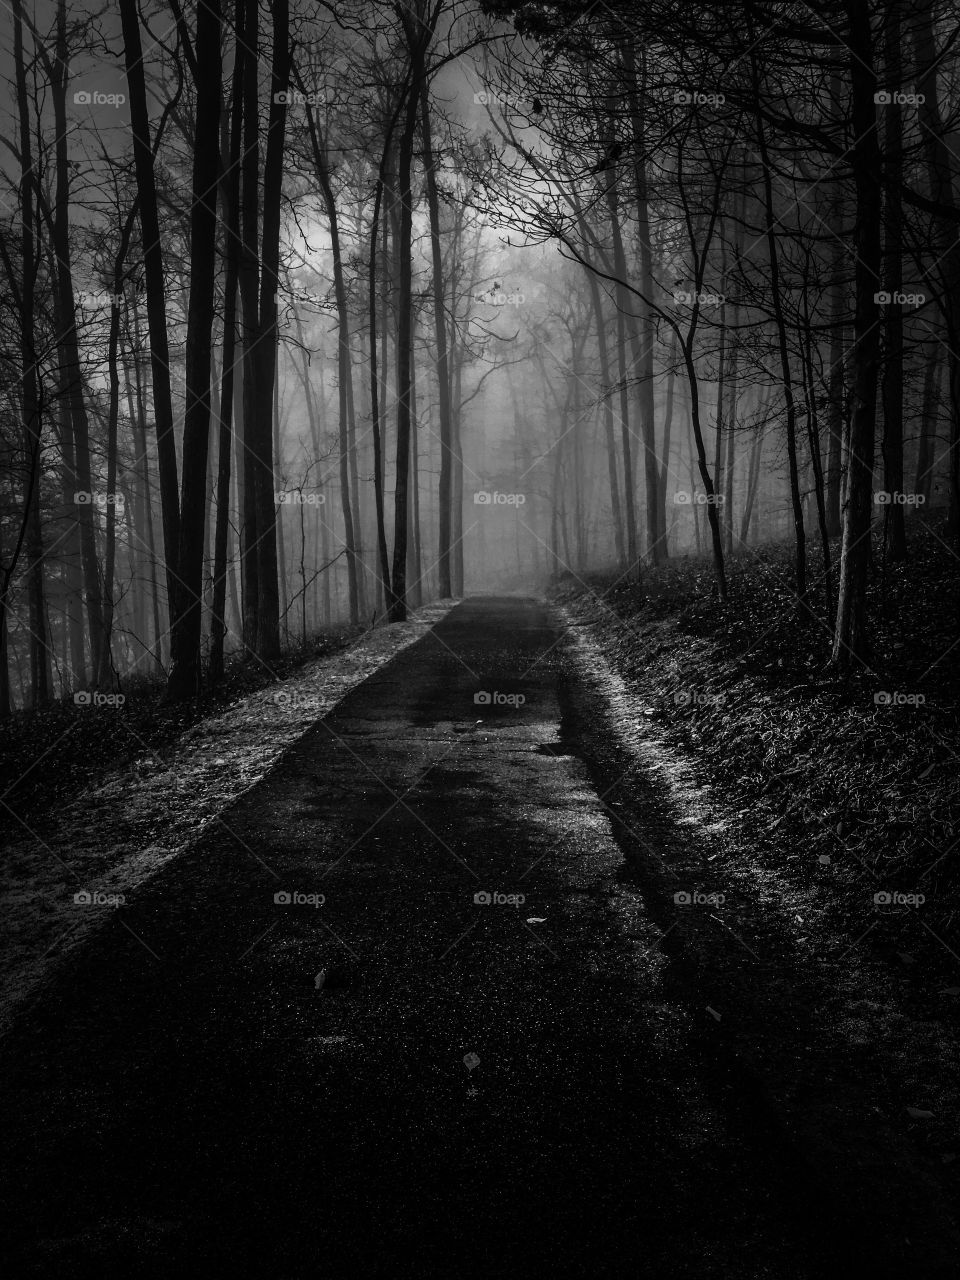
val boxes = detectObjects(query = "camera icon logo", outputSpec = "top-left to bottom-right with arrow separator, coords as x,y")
874,290 -> 891,304
873,90 -> 892,104
73,690 -> 92,705
674,890 -> 692,905
73,889 -> 92,904
474,691 -> 492,705
474,890 -> 492,905
673,491 -> 691,504
73,90 -> 91,105
274,890 -> 292,905
473,490 -> 492,504
273,91 -> 290,104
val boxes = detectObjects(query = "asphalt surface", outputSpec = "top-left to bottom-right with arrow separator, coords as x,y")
0,598 -> 955,1278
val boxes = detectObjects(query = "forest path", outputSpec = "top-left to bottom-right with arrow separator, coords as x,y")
0,597 -> 955,1278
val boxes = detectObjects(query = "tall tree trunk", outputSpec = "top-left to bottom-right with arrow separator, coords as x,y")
881,0 -> 907,561
831,0 -> 882,668
913,0 -> 960,540
420,81 -> 456,597
45,0 -> 106,681
250,0 -> 288,659
130,325 -> 164,670
238,0 -> 261,652
826,204 -> 845,537
389,6 -> 432,622
681,340 -> 727,597
210,43 -> 244,684
96,237 -> 134,690
754,87 -> 806,602
576,207 -> 625,567
598,150 -> 633,569
368,148 -> 395,607
740,419 -> 766,545
167,0 -> 222,699
303,84 -> 362,623
119,0 -> 180,617
623,41 -> 661,565
12,0 -> 48,705
656,334 -> 677,548
801,296 -> 834,622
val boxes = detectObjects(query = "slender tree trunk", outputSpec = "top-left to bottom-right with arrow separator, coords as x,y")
832,0 -> 883,668
97,247 -> 132,690
389,7 -> 432,621
303,88 -> 362,623
238,0 -> 261,651
913,0 -> 960,540
167,0 -> 222,699
657,335 -> 677,549
801,298 -> 834,622
130,326 -> 164,670
12,0 -> 48,705
420,81 -> 456,597
598,157 -> 633,568
740,419 -> 766,545
826,196 -> 845,538
754,87 -> 806,602
250,0 -> 287,659
881,0 -> 906,561
211,45 -> 243,684
274,374 -> 289,645
681,340 -> 727,597
119,0 -> 180,616
577,209 -> 625,567
623,42 -> 661,565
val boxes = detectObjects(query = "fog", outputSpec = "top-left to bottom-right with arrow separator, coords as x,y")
0,0 -> 952,706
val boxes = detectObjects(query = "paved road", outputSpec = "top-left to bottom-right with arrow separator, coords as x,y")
0,599 -> 952,1277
